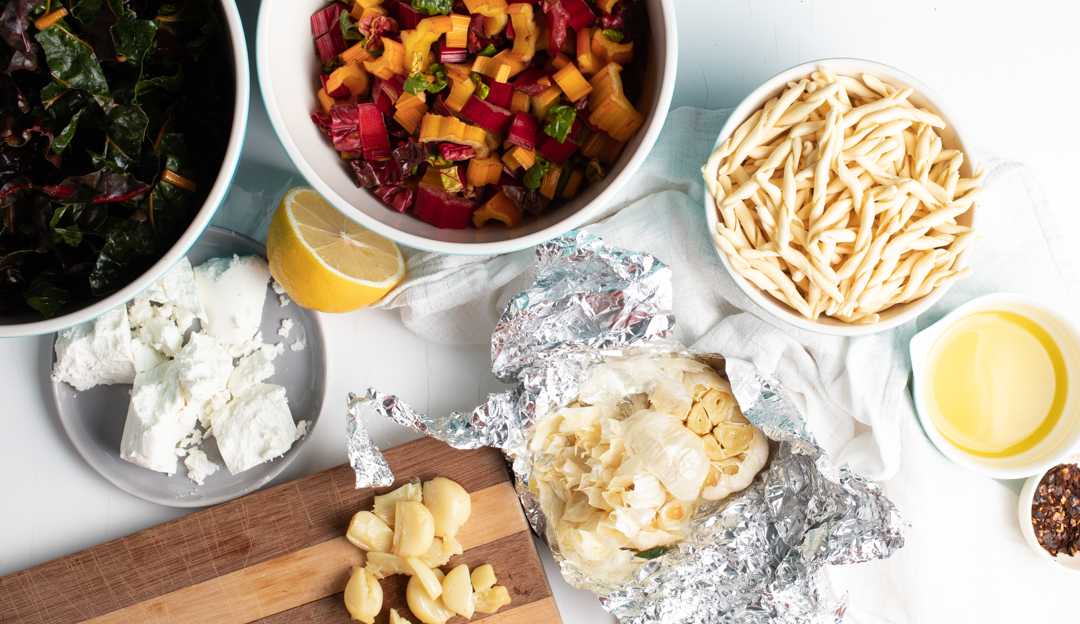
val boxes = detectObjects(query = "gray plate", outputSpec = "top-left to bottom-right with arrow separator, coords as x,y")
51,226 -> 327,508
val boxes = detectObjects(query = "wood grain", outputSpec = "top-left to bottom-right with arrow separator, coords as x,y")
0,437 -> 560,624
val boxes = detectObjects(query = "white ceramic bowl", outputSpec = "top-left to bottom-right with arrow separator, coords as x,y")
256,0 -> 676,255
703,58 -> 978,336
0,2 -> 250,339
1018,452 -> 1080,571
909,293 -> 1080,479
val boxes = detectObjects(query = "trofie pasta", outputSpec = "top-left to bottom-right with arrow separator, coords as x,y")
702,68 -> 986,324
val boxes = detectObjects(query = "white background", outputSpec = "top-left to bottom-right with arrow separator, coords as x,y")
2,1 -> 1078,622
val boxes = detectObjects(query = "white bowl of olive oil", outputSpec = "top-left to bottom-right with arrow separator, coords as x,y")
910,293 -> 1080,479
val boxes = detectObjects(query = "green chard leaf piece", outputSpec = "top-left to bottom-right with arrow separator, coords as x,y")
155,0 -> 217,59
105,102 -> 149,159
426,64 -> 448,93
23,277 -> 71,318
412,0 -> 452,16
35,23 -> 112,99
523,156 -> 553,190
339,10 -> 361,41
634,546 -> 668,560
586,157 -> 605,183
543,104 -> 577,143
601,29 -> 624,43
476,43 -> 497,57
403,73 -> 429,96
69,0 -> 104,28
106,0 -> 157,69
89,219 -> 157,296
52,108 -> 84,153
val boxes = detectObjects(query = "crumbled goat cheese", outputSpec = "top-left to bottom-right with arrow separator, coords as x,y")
52,306 -> 137,391
295,420 -> 311,441
290,326 -> 307,352
119,361 -> 187,474
193,255 -> 270,348
211,384 -> 299,474
227,343 -> 282,394
141,258 -> 207,331
279,295 -> 291,307
130,335 -> 167,373
277,318 -> 293,338
175,332 -> 232,404
184,449 -> 219,486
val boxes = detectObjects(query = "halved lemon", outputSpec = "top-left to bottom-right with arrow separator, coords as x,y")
266,187 -> 404,313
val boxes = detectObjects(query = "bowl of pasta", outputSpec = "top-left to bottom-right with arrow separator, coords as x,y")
702,58 -> 985,336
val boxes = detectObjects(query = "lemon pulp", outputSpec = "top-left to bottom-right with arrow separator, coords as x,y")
925,310 -> 1067,457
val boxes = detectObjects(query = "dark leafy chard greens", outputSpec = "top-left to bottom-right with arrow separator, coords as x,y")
0,0 -> 232,318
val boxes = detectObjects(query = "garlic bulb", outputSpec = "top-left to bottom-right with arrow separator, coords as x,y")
528,355 -> 769,579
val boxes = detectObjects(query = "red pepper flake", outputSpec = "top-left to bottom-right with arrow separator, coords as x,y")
1032,463 -> 1080,556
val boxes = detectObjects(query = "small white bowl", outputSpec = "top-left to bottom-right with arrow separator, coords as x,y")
256,0 -> 677,255
1018,453 -> 1080,571
909,292 -> 1080,479
703,58 -> 978,336
0,1 -> 251,338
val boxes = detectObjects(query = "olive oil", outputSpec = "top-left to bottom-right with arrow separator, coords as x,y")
925,310 -> 1067,457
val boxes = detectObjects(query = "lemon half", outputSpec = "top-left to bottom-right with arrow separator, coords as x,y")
266,187 -> 404,313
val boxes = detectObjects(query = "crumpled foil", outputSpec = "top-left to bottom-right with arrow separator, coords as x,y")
346,393 -> 395,488
351,230 -> 906,623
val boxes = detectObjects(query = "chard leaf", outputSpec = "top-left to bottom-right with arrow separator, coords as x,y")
53,225 -> 84,246
35,23 -> 112,100
89,219 -> 156,295
634,546 -> 668,560
23,276 -> 70,318
39,80 -> 70,108
155,0 -> 216,59
105,0 -> 156,69
543,104 -> 576,143
69,0 -> 104,28
0,0 -> 40,54
53,108 -> 84,153
104,102 -> 148,157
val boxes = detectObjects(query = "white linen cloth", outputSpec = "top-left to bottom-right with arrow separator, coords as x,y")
374,107 -> 1080,621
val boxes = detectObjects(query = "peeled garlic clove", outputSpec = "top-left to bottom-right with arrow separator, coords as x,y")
389,608 -> 414,624
373,481 -> 423,528
406,556 -> 443,600
473,585 -> 511,614
441,564 -> 475,618
365,551 -> 412,579
470,563 -> 497,592
423,477 -> 472,539
393,500 -> 436,558
344,567 -> 383,624
407,568 -> 454,624
422,535 -> 464,568
346,511 -> 394,553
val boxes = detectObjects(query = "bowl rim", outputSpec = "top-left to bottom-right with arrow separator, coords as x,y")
909,292 -> 1080,480
255,0 -> 678,256
702,57 -> 978,337
1018,452 -> 1080,570
0,1 -> 251,339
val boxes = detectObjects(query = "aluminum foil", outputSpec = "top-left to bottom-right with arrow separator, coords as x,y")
346,393 -> 395,488
352,230 -> 906,623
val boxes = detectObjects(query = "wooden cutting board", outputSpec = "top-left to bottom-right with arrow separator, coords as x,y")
0,437 -> 561,624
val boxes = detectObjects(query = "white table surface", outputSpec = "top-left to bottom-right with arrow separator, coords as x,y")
2,0 -> 1078,621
